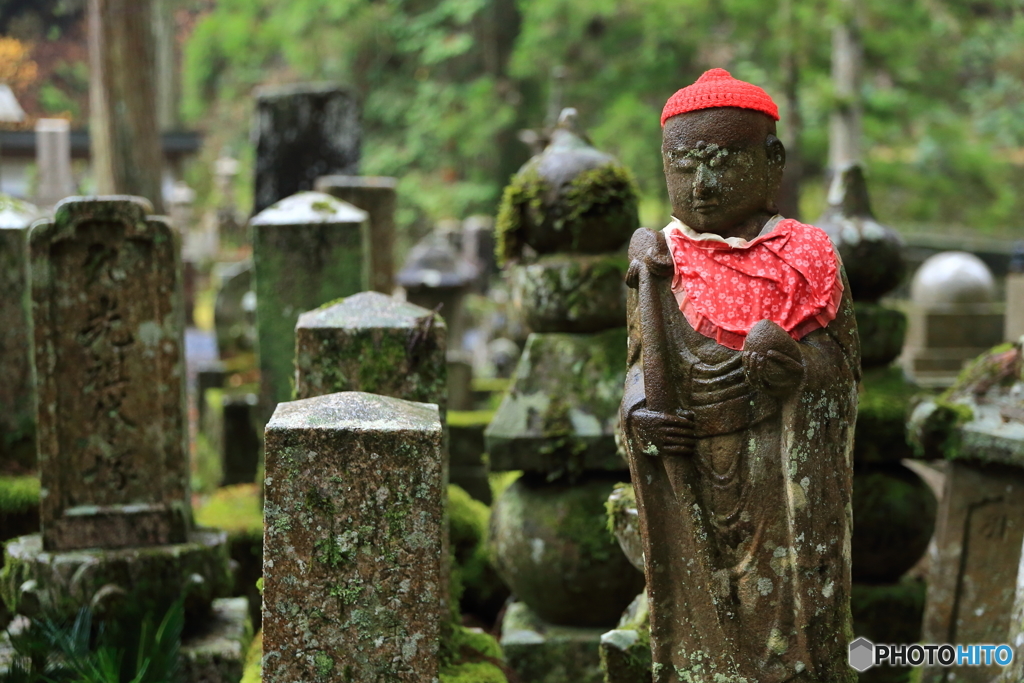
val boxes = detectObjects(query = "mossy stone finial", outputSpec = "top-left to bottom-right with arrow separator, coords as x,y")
496,108 -> 639,264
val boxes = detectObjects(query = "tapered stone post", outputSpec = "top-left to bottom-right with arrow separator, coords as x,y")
262,392 -> 444,683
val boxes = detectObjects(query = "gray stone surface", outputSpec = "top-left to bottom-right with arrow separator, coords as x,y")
911,251 -> 996,306
0,196 -> 38,473
30,197 -> 189,551
0,529 -> 231,623
221,393 -> 259,485
213,260 -> 254,358
921,460 -> 1024,683
510,253 -> 628,334
253,83 -> 360,214
251,191 -> 368,418
262,392 -> 445,683
1007,273 -> 1024,342
315,175 -> 397,295
293,291 -> 446,408
34,119 -> 74,208
486,330 -> 627,474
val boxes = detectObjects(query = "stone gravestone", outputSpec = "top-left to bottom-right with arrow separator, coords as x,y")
253,83 -> 360,214
31,197 -> 190,550
2,198 -> 236,651
902,251 -> 1004,388
293,291 -> 446,407
251,191 -> 369,419
0,196 -> 38,472
35,118 -> 74,208
262,392 -> 444,683
1006,243 -> 1024,342
315,175 -> 398,295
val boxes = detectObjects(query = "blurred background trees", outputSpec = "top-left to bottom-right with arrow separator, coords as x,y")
5,0 -> 1024,251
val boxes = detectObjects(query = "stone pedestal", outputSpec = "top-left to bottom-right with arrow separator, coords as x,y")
251,191 -> 368,418
262,392 -> 444,683
253,84 -> 360,214
213,259 -> 255,359
902,303 -> 1005,387
501,601 -> 605,683
315,175 -> 397,294
180,596 -> 252,683
0,197 -> 37,473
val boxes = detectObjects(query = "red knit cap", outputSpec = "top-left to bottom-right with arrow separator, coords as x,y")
661,68 -> 779,126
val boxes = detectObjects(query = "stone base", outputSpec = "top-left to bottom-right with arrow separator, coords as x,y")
0,597 -> 249,683
600,629 -> 650,683
0,529 -> 232,624
851,580 -> 925,683
501,601 -> 605,683
181,597 -> 252,683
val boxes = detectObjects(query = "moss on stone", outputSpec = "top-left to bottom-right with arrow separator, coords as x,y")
855,367 -> 924,464
449,484 -> 510,621
0,476 -> 39,514
240,629 -> 262,683
495,163 -> 639,265
440,624 -> 508,683
195,483 -> 263,542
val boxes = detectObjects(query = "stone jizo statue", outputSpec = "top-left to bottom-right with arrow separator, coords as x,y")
621,68 -> 860,683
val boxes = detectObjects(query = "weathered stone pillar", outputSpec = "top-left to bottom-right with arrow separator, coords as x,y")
315,175 -> 397,295
251,191 -> 368,419
294,291 -> 446,406
0,197 -> 38,473
487,110 -> 643,683
253,84 -> 360,214
34,119 -> 74,208
2,197 -> 235,638
262,392 -> 444,682
913,344 -> 1024,683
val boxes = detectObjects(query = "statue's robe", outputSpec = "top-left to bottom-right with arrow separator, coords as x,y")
621,219 -> 860,683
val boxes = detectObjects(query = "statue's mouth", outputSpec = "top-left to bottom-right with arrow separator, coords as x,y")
693,202 -> 719,214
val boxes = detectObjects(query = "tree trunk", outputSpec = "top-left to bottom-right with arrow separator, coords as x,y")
829,0 -> 863,170
88,0 -> 164,213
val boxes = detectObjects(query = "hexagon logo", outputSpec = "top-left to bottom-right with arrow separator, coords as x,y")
849,637 -> 875,672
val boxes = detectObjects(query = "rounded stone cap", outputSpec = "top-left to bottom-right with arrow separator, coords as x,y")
250,191 -> 367,226
0,195 -> 38,229
911,251 -> 996,306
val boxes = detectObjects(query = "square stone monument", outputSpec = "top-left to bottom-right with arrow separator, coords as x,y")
262,392 -> 444,683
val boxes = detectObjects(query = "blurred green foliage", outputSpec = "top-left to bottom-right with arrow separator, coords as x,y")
181,0 -> 1024,240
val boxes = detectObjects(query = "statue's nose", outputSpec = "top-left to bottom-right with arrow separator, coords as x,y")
693,164 -> 715,198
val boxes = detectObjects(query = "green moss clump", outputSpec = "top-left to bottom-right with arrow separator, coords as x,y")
945,342 -> 1021,402
604,481 -> 636,536
495,167 -> 544,265
494,163 -> 639,265
447,410 -> 496,428
0,476 -> 39,514
448,484 -> 509,620
240,629 -> 263,683
194,483 -> 262,541
440,624 -> 508,683
488,471 -> 521,501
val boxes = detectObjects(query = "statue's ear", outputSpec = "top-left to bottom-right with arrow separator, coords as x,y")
766,134 -> 786,172
765,134 -> 786,209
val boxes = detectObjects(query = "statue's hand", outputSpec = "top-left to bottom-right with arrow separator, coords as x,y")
629,407 -> 695,457
742,319 -> 804,396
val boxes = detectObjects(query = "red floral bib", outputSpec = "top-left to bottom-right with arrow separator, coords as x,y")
665,218 -> 843,351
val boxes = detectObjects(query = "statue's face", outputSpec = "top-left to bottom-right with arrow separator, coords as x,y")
662,107 -> 784,238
